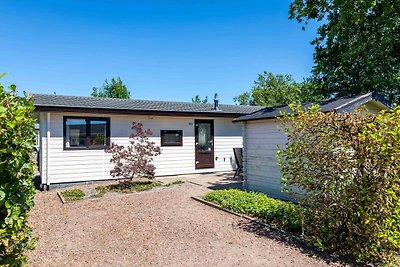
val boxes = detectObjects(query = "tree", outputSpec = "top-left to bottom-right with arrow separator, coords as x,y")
234,71 -> 323,106
106,122 -> 161,180
91,77 -> 130,99
0,75 -> 36,265
289,0 -> 400,103
192,95 -> 208,103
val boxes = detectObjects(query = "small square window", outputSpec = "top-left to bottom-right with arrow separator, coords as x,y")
161,130 -> 183,146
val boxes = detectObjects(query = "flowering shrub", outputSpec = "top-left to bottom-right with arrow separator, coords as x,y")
0,79 -> 36,266
106,122 -> 161,180
278,105 -> 400,264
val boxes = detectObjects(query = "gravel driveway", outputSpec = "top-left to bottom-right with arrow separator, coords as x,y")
28,182 -> 345,267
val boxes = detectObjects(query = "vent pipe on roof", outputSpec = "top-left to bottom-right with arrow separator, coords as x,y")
214,93 -> 219,111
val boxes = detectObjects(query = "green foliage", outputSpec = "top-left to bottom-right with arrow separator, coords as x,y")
192,95 -> 208,103
61,189 -> 85,201
94,186 -> 107,198
106,181 -> 163,193
163,180 -> 184,187
234,71 -> 323,106
0,78 -> 36,265
278,105 -> 400,264
95,180 -> 182,195
91,77 -> 131,99
203,189 -> 301,233
289,0 -> 400,103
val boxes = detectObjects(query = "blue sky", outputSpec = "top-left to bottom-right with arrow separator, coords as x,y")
0,0 -> 317,104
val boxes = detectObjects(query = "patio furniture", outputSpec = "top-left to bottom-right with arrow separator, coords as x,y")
233,147 -> 243,179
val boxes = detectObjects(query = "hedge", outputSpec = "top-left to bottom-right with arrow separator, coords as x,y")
0,79 -> 37,266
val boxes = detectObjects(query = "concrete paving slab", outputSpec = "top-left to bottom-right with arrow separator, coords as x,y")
157,171 -> 243,190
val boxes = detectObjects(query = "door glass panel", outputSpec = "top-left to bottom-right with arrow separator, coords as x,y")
198,123 -> 211,152
90,120 -> 107,147
65,118 -> 86,148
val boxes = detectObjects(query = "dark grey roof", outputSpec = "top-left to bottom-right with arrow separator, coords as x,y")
33,94 -> 263,117
234,92 -> 393,122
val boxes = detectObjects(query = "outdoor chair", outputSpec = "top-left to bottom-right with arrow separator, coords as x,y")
233,147 -> 243,179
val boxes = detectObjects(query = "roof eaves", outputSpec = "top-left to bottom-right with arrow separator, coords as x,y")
233,92 -> 396,123
333,92 -> 373,112
34,105 -> 248,118
334,92 -> 394,113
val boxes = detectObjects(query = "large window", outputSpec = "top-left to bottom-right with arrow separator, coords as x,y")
161,130 -> 183,146
63,116 -> 110,150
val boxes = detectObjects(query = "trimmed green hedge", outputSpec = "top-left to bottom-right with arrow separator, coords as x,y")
203,189 -> 301,233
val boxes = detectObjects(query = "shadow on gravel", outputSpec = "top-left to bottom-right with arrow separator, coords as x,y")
236,220 -> 359,267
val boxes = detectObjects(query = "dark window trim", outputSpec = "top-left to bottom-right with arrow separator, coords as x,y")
160,130 -> 183,147
63,116 -> 111,150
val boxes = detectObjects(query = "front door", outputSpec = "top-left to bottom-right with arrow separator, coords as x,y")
195,120 -> 214,169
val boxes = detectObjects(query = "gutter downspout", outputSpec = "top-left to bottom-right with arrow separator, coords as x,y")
46,112 -> 50,189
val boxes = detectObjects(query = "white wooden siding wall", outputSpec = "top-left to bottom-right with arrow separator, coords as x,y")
243,119 -> 291,200
40,112 -> 242,184
39,112 -> 48,185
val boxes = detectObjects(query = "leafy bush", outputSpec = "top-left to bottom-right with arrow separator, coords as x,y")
106,181 -> 162,193
94,180 -> 182,195
164,180 -> 184,187
0,78 -> 36,265
61,189 -> 85,201
203,189 -> 301,233
278,105 -> 400,264
106,122 -> 161,180
94,186 -> 107,198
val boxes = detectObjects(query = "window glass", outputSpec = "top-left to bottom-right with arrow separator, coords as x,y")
65,119 -> 86,148
198,123 -> 211,152
64,117 -> 110,149
161,130 -> 183,146
90,120 -> 107,147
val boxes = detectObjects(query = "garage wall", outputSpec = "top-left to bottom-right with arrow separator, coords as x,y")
242,119 -> 291,200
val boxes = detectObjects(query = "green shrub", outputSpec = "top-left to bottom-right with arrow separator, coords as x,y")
203,189 -> 301,233
106,181 -> 162,193
164,180 -> 184,187
94,180 -> 181,196
61,189 -> 85,201
94,186 -> 107,198
278,105 -> 400,264
0,78 -> 37,265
